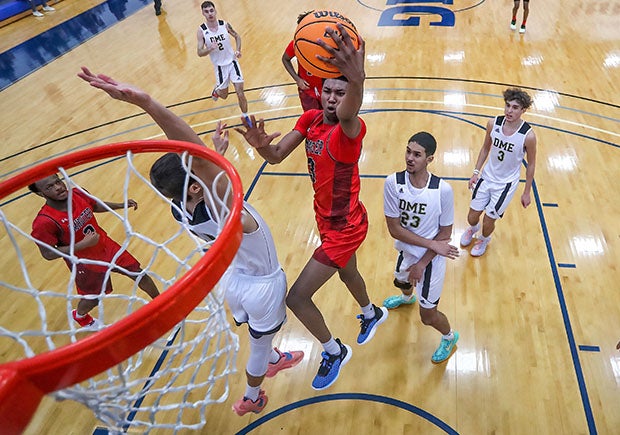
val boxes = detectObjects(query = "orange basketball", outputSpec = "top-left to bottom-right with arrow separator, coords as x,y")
293,10 -> 360,79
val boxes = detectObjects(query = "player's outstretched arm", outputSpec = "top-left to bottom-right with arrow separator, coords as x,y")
78,67 -> 228,190
78,67 -> 205,147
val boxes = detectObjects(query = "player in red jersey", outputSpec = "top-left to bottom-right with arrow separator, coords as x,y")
29,175 -> 160,328
282,12 -> 322,112
236,24 -> 387,390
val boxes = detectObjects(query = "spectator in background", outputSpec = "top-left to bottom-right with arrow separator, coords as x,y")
30,0 -> 55,17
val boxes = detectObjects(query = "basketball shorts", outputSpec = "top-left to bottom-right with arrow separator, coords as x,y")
213,60 -> 244,90
394,250 -> 446,309
222,267 -> 287,338
74,242 -> 141,295
470,177 -> 519,220
313,211 -> 368,269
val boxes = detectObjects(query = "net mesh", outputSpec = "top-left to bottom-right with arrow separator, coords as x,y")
0,146 -> 240,433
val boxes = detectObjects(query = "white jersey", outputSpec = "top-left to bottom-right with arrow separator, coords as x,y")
171,200 -> 281,277
384,171 -> 454,260
200,20 -> 235,66
482,115 -> 531,184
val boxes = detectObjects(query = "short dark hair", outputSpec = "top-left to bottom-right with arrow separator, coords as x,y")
28,182 -> 39,193
503,87 -> 532,110
408,131 -> 437,156
201,1 -> 215,10
150,153 -> 199,200
297,10 -> 313,24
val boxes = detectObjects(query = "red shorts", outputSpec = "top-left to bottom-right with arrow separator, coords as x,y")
312,210 -> 368,269
74,249 -> 141,295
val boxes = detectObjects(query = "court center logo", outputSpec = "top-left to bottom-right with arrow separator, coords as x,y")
358,0 -> 485,27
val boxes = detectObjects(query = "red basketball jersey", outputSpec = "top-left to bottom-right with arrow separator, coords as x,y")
31,188 -> 122,271
285,40 -> 322,99
294,110 -> 367,230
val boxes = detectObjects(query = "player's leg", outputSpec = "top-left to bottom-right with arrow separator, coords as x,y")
232,331 -> 273,416
383,251 -> 417,309
416,257 -> 458,363
212,64 -> 228,100
286,258 -> 352,390
286,258 -> 337,343
338,254 -> 388,345
230,60 -> 249,115
520,0 -> 529,33
461,179 -> 489,246
238,268 -> 304,380
511,1 -> 520,29
116,252 -> 160,299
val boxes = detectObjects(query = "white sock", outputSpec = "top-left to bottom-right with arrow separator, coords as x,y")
442,330 -> 454,341
74,311 -> 87,319
402,293 -> 415,301
361,303 -> 375,319
322,338 -> 341,356
244,384 -> 260,401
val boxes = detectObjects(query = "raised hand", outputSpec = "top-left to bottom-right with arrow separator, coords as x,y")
316,23 -> 366,83
234,116 -> 281,150
77,66 -> 151,107
212,121 -> 229,155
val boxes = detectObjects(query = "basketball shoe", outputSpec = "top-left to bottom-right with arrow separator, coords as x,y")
33,10 -> 44,16
510,20 -> 517,30
357,304 -> 388,345
431,331 -> 459,364
460,224 -> 479,246
232,389 -> 268,416
71,309 -> 98,329
383,293 -> 417,310
42,5 -> 55,11
311,338 -> 352,390
265,348 -> 304,378
471,236 -> 491,257
519,25 -> 526,34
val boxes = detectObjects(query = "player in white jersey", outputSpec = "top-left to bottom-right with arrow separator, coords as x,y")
383,131 -> 460,364
197,1 -> 250,122
460,88 -> 537,256
78,67 -> 302,417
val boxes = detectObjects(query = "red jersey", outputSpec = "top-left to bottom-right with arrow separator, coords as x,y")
294,110 -> 367,230
31,188 -> 125,272
285,40 -> 322,99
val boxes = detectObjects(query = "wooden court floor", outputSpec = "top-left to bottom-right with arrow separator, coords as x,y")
1,0 -> 619,433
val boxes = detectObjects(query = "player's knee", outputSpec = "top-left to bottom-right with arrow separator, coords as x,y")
393,278 -> 412,290
286,291 -> 303,312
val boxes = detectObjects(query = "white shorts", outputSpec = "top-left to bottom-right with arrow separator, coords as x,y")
470,177 -> 519,220
213,60 -> 244,90
394,250 -> 446,309
222,267 -> 287,336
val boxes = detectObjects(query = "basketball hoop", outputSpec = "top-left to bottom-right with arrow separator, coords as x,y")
0,140 -> 243,433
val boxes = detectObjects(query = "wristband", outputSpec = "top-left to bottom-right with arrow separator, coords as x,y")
473,169 -> 480,175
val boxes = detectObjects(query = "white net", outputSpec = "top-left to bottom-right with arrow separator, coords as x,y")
0,148 -> 240,433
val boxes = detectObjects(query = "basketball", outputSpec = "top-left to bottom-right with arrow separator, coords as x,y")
293,10 -> 360,79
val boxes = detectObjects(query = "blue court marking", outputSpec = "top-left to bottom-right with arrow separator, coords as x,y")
578,346 -> 601,352
558,263 -> 577,268
0,0 -> 151,91
357,0 -> 486,14
543,203 -> 559,207
235,393 -> 459,435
